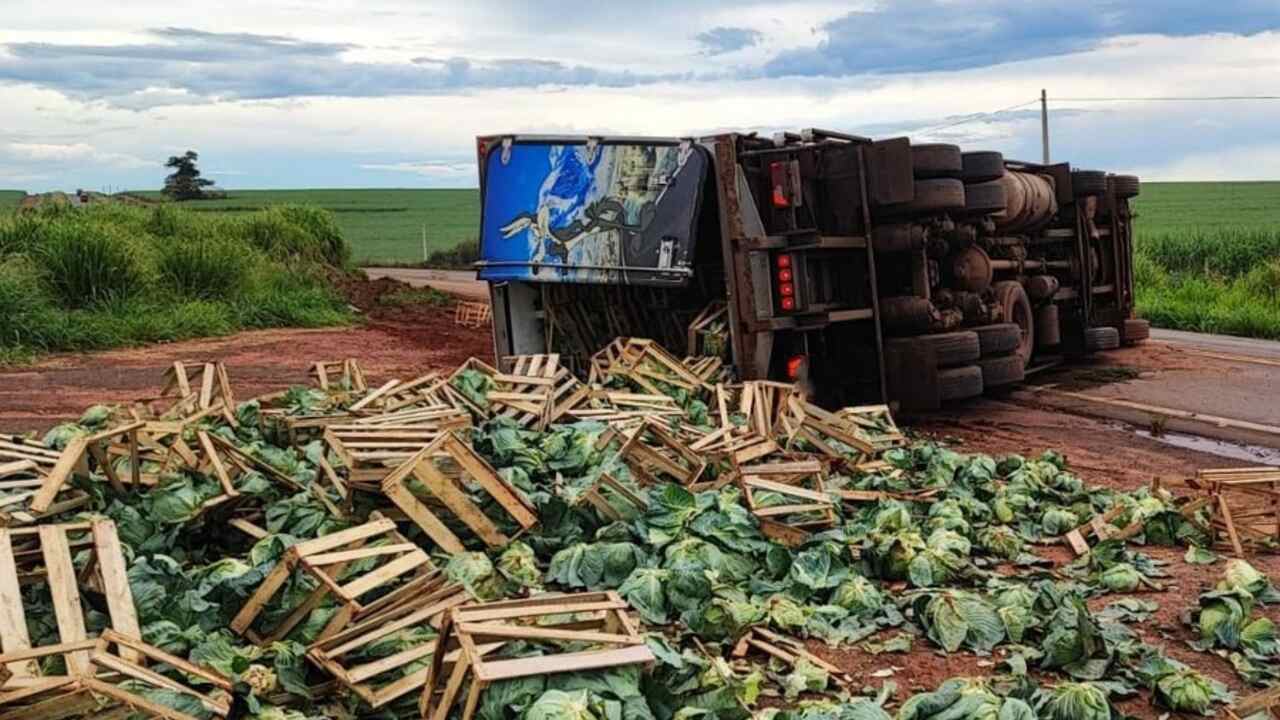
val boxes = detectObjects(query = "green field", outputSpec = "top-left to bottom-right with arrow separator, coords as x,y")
130,189 -> 479,264
0,191 -> 24,212
1132,182 -> 1280,339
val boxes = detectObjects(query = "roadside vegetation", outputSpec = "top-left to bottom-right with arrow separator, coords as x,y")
0,203 -> 353,363
1133,182 -> 1280,339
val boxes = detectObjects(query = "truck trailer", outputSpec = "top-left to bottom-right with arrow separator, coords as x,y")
474,131 -> 1146,409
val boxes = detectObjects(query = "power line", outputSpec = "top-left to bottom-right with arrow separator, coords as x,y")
913,98 -> 1041,134
1053,95 -> 1280,102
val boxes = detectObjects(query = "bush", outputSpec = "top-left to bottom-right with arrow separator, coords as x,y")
35,220 -> 149,307
0,202 -> 354,361
157,234 -> 254,300
424,239 -> 479,269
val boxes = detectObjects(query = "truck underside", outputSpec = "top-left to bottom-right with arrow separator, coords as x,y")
477,131 -> 1144,410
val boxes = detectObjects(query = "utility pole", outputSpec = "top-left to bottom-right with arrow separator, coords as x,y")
1040,88 -> 1050,164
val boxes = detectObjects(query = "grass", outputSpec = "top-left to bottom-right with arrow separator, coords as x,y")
129,189 -> 479,264
0,202 -> 354,363
1133,182 -> 1280,339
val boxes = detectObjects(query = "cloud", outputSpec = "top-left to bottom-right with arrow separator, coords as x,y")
4,141 -> 150,169
763,0 -> 1280,77
0,27 -> 683,109
359,161 -> 476,179
695,27 -> 763,55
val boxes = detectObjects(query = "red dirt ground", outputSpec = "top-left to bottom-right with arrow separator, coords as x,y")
0,275 -> 491,433
1,302 -> 1276,718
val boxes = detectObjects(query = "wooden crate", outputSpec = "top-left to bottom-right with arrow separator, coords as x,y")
575,474 -> 649,522
350,373 -> 453,414
454,301 -> 491,329
306,571 -> 471,709
488,354 -> 590,430
312,359 -> 367,393
0,630 -> 233,720
738,459 -> 836,548
381,432 -> 538,554
0,437 -> 60,474
0,520 -> 142,680
1192,467 -> 1280,557
325,409 -> 472,491
132,360 -> 237,427
731,626 -> 855,688
230,516 -> 436,645
28,422 -> 144,515
614,419 -> 707,486
419,592 -> 654,720
1063,505 -> 1141,556
0,460 -> 90,527
589,338 -> 708,394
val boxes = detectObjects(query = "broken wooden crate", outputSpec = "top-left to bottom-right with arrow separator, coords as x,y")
0,630 -> 233,720
1063,505 -> 1142,556
419,592 -> 654,720
490,354 -> 591,430
230,516 -> 437,645
737,459 -> 837,548
306,571 -> 471,709
0,520 -> 142,681
381,432 -> 538,554
324,408 -> 472,491
731,626 -> 855,688
351,372 -> 454,415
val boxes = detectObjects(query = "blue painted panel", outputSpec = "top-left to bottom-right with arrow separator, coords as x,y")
478,141 -> 707,285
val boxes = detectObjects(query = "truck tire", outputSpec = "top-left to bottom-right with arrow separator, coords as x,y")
886,331 -> 981,367
886,179 -> 966,215
939,365 -> 984,401
1123,318 -> 1150,345
1036,304 -> 1062,348
1072,170 -> 1108,197
912,144 -> 963,179
1085,326 -> 1121,351
963,179 -> 1007,214
972,323 -> 1022,357
1112,174 -> 1141,199
962,151 -> 1005,183
992,281 -> 1034,368
978,354 -> 1025,389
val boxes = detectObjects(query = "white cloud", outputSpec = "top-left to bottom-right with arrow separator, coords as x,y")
359,161 -> 476,178
1132,144 -> 1280,181
4,141 -> 150,168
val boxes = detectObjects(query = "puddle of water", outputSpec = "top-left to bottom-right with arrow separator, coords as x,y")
1125,424 -> 1280,465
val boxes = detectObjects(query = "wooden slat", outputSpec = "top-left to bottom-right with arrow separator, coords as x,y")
39,526 -> 90,675
474,644 -> 653,682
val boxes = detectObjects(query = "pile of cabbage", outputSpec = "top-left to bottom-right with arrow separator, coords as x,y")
18,391 -> 1274,720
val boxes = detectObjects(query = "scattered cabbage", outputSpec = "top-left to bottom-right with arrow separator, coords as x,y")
1038,682 -> 1111,720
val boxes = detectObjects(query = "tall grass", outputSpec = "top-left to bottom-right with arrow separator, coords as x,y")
0,203 -> 354,361
1135,226 -> 1280,339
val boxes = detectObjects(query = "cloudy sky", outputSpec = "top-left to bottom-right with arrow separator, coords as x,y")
2,0 -> 1278,191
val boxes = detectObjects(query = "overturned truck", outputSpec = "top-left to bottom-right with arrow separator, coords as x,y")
474,131 -> 1146,409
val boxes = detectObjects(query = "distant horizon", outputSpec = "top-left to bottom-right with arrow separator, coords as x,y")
7,179 -> 1280,196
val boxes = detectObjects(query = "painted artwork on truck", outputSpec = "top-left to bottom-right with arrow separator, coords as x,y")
478,139 -> 707,286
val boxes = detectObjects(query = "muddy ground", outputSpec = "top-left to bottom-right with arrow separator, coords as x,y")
1,282 -> 1277,718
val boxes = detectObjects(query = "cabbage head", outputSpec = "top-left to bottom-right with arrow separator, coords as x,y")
1038,682 -> 1110,720
831,576 -> 884,617
1098,564 -> 1141,593
1041,507 -> 1079,536
525,690 -> 597,720
1155,669 -> 1214,714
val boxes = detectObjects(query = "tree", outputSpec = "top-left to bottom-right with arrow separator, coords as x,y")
162,150 -> 215,200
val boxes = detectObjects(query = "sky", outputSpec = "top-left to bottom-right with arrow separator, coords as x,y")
1,0 -> 1279,191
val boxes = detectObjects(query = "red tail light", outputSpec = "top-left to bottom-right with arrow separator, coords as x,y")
779,283 -> 794,297
770,161 -> 790,207
777,268 -> 793,283
780,297 -> 796,311
776,254 -> 792,269
786,354 -> 808,380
